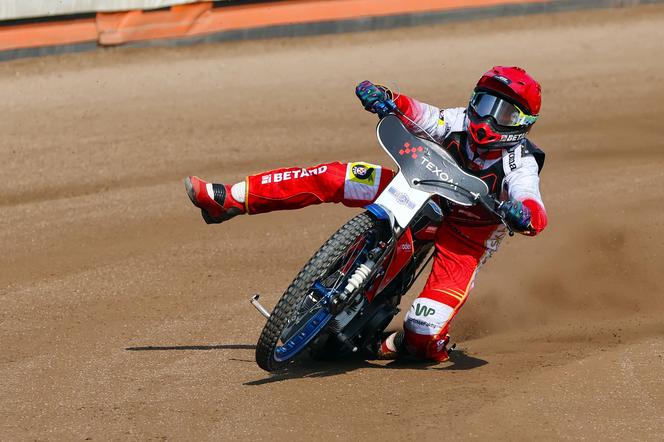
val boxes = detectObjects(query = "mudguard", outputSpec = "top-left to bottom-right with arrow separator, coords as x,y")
376,115 -> 489,206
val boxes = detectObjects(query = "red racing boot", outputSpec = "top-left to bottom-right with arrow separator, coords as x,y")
184,176 -> 245,224
375,331 -> 406,360
378,331 -> 451,362
424,334 -> 451,363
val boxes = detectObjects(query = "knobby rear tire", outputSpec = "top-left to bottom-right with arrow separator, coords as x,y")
255,212 -> 380,372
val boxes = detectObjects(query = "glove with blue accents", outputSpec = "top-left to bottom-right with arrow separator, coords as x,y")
355,80 -> 392,115
497,199 -> 533,233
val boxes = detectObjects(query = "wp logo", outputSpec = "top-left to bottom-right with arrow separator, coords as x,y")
414,303 -> 435,317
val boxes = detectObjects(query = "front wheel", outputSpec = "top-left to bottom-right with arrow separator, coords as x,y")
255,212 -> 383,372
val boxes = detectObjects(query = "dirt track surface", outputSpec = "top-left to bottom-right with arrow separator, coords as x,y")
2,5 -> 664,440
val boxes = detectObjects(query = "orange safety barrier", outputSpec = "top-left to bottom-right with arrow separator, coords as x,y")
97,2 -> 214,45
0,0 -> 547,51
97,0 -> 546,44
204,0 -> 546,32
0,17 -> 97,51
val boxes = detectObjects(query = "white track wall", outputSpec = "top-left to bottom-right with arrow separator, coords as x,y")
0,0 -> 199,20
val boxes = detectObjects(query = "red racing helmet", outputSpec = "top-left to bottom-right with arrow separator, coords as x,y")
467,66 -> 542,149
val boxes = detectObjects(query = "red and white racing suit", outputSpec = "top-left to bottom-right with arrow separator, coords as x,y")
242,94 -> 547,361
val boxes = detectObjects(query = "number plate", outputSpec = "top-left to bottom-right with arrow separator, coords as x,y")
373,172 -> 432,228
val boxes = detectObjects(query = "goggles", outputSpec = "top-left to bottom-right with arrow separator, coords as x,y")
470,92 -> 538,127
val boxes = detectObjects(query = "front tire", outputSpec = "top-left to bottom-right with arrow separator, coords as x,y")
255,212 -> 382,372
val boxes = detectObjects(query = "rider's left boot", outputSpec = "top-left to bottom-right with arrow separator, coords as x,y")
184,176 -> 246,224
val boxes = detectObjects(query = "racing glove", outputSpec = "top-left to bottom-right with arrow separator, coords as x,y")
497,199 -> 533,234
355,80 -> 393,114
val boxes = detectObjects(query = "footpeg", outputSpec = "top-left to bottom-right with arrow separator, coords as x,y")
250,294 -> 271,319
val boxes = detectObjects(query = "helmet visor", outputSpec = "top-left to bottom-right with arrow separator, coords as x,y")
470,92 -> 538,127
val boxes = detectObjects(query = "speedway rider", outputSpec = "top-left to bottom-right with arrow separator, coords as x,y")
184,66 -> 547,362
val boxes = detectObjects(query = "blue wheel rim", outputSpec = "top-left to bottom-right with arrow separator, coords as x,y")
274,308 -> 332,362
273,227 -> 376,363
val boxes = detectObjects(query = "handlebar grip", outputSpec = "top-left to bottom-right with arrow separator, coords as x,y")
478,196 -> 515,236
374,99 -> 397,118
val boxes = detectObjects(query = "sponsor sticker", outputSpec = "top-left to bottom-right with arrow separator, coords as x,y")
400,242 -> 413,252
414,302 -> 436,317
405,298 -> 455,335
344,162 -> 382,201
508,150 -> 517,171
398,142 -> 424,159
387,186 -> 416,209
260,165 -> 327,185
500,133 -> 526,143
344,162 -> 381,201
502,144 -> 523,175
349,162 -> 376,186
419,157 -> 461,191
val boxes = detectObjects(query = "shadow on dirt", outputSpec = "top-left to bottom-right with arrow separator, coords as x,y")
442,349 -> 489,370
244,350 -> 488,386
125,344 -> 256,351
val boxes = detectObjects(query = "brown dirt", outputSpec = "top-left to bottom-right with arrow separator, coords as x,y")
1,5 -> 664,440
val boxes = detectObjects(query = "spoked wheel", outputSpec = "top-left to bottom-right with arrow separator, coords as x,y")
255,212 -> 384,372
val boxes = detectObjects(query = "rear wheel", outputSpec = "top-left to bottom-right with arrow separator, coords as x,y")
255,212 -> 383,372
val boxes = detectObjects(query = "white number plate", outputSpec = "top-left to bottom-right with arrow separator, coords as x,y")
373,172 -> 432,228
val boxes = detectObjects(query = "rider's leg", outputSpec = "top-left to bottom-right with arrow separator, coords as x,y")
245,162 -> 394,213
186,162 -> 394,223
380,221 -> 506,361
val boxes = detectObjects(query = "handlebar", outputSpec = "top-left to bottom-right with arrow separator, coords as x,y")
373,99 -> 398,118
477,195 -> 515,237
412,176 -> 515,237
376,100 -> 515,236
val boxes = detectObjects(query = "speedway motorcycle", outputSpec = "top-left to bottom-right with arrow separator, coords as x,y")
251,103 -> 512,372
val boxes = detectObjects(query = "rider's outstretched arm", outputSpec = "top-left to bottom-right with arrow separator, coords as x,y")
392,93 -> 447,141
356,81 -> 448,141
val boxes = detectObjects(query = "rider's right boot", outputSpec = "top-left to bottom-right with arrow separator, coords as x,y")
375,331 -> 406,360
374,331 -> 451,362
184,176 -> 246,224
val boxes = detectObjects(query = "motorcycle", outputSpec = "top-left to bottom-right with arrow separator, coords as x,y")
251,101 -> 512,372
